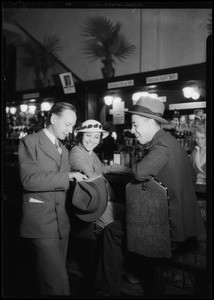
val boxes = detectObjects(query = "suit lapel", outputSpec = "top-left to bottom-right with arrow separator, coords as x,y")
38,130 -> 62,168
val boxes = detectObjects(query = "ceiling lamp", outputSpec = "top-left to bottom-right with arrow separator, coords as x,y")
104,96 -> 113,106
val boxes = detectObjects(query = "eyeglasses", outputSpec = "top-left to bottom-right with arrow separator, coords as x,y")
81,124 -> 102,130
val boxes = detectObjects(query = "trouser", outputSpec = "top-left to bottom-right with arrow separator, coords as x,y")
32,235 -> 70,296
94,220 -> 162,296
94,219 -> 126,296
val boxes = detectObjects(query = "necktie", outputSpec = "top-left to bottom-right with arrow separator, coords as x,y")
55,139 -> 62,155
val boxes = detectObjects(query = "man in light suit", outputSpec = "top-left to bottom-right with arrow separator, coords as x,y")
95,96 -> 206,297
18,102 -> 87,296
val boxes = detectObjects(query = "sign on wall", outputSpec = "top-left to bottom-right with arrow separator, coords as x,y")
146,73 -> 178,84
59,72 -> 76,94
108,80 -> 134,89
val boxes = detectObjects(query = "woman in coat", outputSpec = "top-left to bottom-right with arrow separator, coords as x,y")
69,119 -> 131,228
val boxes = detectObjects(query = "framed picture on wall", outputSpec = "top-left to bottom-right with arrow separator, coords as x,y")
59,72 -> 76,94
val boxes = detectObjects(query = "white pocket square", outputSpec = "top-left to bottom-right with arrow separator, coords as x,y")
29,198 -> 44,203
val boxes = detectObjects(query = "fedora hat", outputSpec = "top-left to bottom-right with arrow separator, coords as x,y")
126,96 -> 169,124
76,119 -> 109,139
72,177 -> 108,222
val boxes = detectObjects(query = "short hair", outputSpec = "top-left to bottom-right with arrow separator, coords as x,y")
47,102 -> 76,125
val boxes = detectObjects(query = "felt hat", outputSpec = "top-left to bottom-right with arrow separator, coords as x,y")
72,177 -> 108,222
76,119 -> 109,139
126,96 -> 169,124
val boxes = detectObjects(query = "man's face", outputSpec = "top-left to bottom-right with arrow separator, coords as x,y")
195,131 -> 206,149
51,109 -> 77,140
131,114 -> 152,145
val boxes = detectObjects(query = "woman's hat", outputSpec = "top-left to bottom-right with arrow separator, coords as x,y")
76,119 -> 109,139
72,177 -> 108,222
126,96 -> 169,124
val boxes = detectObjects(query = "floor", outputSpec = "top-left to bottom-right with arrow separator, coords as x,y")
3,193 -> 210,298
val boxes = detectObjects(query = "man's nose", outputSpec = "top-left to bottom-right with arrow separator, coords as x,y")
68,126 -> 73,134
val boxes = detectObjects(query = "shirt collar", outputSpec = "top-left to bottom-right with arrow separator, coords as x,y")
43,128 -> 57,145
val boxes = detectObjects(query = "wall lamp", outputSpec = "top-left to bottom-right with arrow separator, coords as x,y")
104,96 -> 114,106
20,104 -> 28,113
132,91 -> 158,104
182,87 -> 200,100
41,101 -> 53,111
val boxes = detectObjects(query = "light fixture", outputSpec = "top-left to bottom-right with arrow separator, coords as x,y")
6,106 -> 9,114
132,92 -> 142,101
150,93 -> 158,98
20,104 -> 28,113
29,104 -> 37,114
192,91 -> 200,100
182,86 -> 201,100
104,96 -> 113,106
41,101 -> 52,111
141,92 -> 150,97
182,87 -> 194,98
113,97 -> 121,105
10,107 -> 17,114
111,131 -> 117,140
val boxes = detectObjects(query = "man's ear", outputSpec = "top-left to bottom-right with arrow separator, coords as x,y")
50,114 -> 56,125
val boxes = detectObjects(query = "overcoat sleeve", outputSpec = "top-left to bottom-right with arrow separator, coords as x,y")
131,142 -> 170,181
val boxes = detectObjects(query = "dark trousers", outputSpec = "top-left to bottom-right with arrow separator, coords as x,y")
32,235 -> 70,296
94,219 -> 126,296
94,220 -> 159,296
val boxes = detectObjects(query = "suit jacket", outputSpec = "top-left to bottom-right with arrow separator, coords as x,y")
131,129 -> 206,242
18,129 -> 70,238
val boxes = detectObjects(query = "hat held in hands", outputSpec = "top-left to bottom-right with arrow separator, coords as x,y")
72,177 -> 108,222
126,96 -> 169,124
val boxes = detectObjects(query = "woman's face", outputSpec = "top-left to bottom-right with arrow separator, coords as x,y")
195,131 -> 206,148
82,132 -> 101,153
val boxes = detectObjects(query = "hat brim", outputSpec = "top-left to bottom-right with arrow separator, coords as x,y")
73,178 -> 108,222
77,129 -> 109,139
126,111 -> 169,125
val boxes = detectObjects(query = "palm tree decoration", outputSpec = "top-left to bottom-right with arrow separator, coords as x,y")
81,16 -> 136,78
22,34 -> 63,87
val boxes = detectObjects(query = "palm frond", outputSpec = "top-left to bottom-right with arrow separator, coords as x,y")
22,34 -> 63,75
81,16 -> 136,64
82,16 -> 115,42
113,35 -> 136,59
82,43 -> 108,62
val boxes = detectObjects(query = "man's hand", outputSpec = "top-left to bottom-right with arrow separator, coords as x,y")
69,172 -> 88,182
